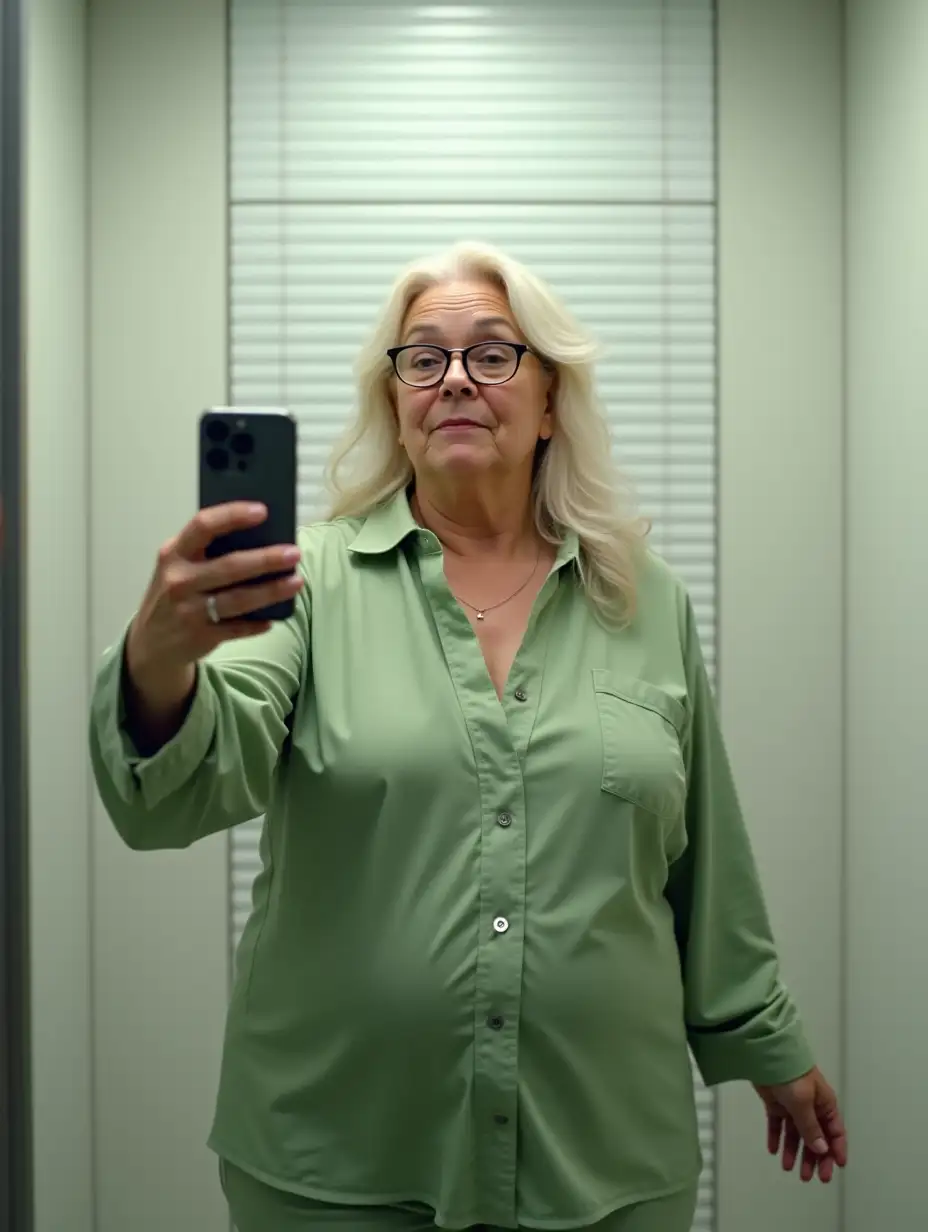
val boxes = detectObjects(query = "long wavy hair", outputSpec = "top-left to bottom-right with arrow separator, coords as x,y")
325,241 -> 649,623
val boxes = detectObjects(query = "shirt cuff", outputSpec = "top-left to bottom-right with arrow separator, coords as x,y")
91,627 -> 217,811
691,1018 -> 817,1088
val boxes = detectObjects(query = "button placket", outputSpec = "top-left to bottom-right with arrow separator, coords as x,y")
473,778 -> 524,1225
418,545 -> 533,1229
409,534 -> 548,1226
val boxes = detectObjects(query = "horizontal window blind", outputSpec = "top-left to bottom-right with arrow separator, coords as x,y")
229,3 -> 716,1228
232,1 -> 714,204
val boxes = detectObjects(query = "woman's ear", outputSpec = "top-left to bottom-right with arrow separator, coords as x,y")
385,378 -> 401,436
543,367 -> 558,428
539,384 -> 555,442
539,357 -> 558,401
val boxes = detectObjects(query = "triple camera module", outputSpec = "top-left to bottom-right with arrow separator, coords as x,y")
204,416 -> 254,473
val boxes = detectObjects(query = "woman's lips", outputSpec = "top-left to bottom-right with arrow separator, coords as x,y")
436,419 -> 484,431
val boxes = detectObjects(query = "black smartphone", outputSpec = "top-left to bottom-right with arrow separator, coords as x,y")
198,407 -> 298,621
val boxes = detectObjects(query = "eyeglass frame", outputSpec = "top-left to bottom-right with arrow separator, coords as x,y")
386,341 -> 540,388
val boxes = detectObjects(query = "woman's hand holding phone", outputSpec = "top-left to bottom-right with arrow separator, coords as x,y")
123,502 -> 303,753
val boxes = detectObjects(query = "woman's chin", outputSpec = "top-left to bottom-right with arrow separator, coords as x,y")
426,441 -> 495,472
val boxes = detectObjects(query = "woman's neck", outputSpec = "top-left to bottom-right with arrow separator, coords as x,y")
411,481 -> 539,561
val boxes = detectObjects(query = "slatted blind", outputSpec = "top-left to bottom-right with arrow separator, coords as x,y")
229,3 -> 717,1228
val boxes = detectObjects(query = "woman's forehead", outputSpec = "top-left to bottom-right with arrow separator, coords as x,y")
402,279 -> 519,339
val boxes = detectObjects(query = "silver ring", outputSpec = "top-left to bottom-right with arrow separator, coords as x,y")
205,594 -> 221,625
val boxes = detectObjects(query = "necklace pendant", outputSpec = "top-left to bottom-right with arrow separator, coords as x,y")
476,611 -> 485,621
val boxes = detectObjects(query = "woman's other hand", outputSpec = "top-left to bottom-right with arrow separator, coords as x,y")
755,1066 -> 848,1183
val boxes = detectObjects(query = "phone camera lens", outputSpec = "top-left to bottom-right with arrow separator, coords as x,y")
206,418 -> 229,444
230,432 -> 254,455
206,446 -> 229,471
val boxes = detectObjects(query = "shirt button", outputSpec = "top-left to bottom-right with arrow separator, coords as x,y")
497,812 -> 513,828
494,1114 -> 510,1126
492,916 -> 510,935
514,687 -> 528,702
487,1014 -> 505,1031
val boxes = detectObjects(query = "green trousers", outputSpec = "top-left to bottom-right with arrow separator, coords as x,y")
221,1160 -> 699,1232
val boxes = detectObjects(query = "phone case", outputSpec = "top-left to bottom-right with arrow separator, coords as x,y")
199,407 -> 297,621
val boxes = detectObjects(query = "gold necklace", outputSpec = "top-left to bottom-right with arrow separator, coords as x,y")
449,543 -> 543,621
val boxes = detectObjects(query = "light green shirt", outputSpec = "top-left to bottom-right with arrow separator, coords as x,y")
90,488 -> 814,1230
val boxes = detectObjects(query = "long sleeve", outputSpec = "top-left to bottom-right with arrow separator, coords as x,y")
665,594 -> 816,1087
89,547 -> 312,851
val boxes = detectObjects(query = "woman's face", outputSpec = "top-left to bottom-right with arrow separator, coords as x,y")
392,278 -> 553,484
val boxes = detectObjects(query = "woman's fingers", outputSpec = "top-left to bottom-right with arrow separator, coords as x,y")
191,542 -> 302,597
175,501 -> 268,560
205,570 -> 304,623
759,1072 -> 846,1186
820,1097 -> 849,1169
815,1152 -> 835,1184
799,1144 -> 818,1182
767,1108 -> 785,1157
782,1120 -> 802,1172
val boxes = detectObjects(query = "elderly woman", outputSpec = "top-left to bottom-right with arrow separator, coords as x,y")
90,243 -> 846,1232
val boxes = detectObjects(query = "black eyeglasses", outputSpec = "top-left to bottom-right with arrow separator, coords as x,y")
386,341 -> 537,388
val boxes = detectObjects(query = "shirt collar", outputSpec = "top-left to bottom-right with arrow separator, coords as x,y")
347,487 -> 421,555
554,528 -> 580,568
347,485 -> 581,566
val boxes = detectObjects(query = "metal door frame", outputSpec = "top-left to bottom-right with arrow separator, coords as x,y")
0,0 -> 31,1227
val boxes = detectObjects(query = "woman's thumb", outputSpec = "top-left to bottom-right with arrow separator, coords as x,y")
795,1105 -> 828,1156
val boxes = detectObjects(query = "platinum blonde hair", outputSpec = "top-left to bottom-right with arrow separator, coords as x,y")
326,241 -> 648,623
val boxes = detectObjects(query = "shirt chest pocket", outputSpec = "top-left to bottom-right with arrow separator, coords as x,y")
592,670 -> 687,822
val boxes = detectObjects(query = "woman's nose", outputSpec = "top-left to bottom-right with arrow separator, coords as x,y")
440,354 -> 475,397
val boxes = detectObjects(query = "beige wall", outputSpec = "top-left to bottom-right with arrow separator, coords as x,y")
25,1 -> 94,1229
717,2 -> 845,1230
88,0 -> 230,1229
845,1 -> 928,1227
